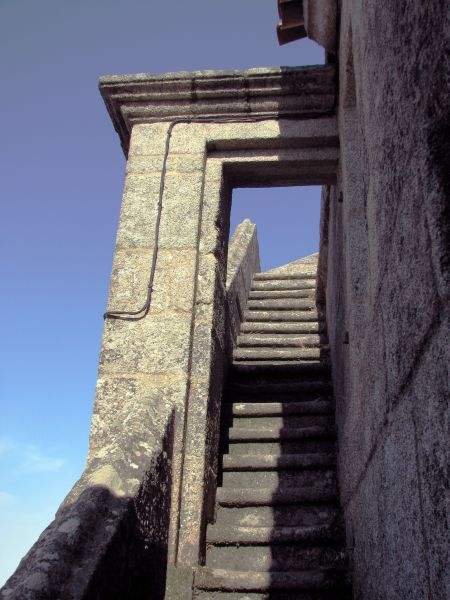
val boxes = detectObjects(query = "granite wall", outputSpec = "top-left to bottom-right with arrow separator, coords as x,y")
323,2 -> 449,598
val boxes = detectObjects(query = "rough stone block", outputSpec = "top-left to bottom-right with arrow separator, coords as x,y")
150,247 -> 197,313
198,166 -> 229,258
190,320 -> 226,381
125,153 -> 166,175
346,397 -> 429,600
303,0 -> 337,52
116,175 -> 161,248
176,366 -> 224,565
128,122 -> 171,156
193,300 -> 226,353
106,248 -> 153,314
169,123 -> 209,154
107,246 -> 197,317
158,171 -> 205,248
202,157 -> 224,183
165,152 -> 205,174
165,565 -> 194,600
99,314 -> 192,375
168,118 -> 338,157
126,152 -> 205,176
195,252 -> 226,307
411,323 -> 450,599
74,374 -> 185,498
337,307 -> 390,501
377,203 -> 439,403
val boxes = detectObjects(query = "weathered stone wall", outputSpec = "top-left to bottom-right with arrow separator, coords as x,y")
0,416 -> 175,600
323,2 -> 449,598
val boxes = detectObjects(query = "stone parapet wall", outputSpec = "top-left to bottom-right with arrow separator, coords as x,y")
264,252 -> 318,276
226,219 -> 260,351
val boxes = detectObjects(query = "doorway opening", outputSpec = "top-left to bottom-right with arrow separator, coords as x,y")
207,183 -> 346,594
230,186 -> 322,271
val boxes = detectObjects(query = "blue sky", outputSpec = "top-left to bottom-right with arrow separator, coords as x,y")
0,0 -> 323,585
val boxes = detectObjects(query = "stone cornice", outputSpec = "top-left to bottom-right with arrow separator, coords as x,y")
99,65 -> 336,155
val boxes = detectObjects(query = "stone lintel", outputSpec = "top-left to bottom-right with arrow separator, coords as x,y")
99,65 -> 336,155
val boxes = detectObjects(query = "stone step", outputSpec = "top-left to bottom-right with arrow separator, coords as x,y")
222,453 -> 336,472
231,369 -> 330,385
233,361 -> 331,369
199,266 -> 349,600
231,400 -> 333,417
243,310 -> 321,323
251,279 -> 316,292
227,425 -> 335,443
237,334 -> 321,348
231,362 -> 330,380
253,272 -> 317,281
247,298 -> 317,311
193,590 -> 342,600
231,415 -> 334,430
221,469 -> 336,489
196,592 -> 349,600
214,504 -> 340,529
230,394 -> 332,407
216,486 -> 337,507
248,289 -> 315,300
201,590 -> 352,600
195,567 -> 343,592
231,390 -> 330,404
240,321 -> 323,335
195,592 -> 346,600
206,523 -> 341,546
227,440 -> 336,457
203,547 -> 346,581
233,348 -> 322,361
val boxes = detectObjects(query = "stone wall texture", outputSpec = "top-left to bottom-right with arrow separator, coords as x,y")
323,2 -> 449,599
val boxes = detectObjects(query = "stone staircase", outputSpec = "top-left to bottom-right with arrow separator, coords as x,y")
193,259 -> 350,599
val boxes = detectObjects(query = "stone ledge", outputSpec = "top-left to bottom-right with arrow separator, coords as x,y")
99,65 -> 336,155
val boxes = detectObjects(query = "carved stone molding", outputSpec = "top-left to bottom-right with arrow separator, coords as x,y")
99,65 -> 336,154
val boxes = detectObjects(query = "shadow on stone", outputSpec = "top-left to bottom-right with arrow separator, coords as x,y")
1,412 -> 175,600
270,357 -> 350,599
